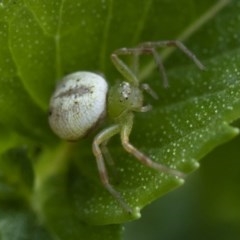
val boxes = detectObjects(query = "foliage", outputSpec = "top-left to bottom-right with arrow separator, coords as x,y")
0,0 -> 239,239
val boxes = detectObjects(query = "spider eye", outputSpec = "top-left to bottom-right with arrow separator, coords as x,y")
120,82 -> 131,100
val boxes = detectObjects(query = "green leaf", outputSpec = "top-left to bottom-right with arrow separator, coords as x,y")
0,0 -> 239,239
0,17 -> 53,142
125,134 -> 240,240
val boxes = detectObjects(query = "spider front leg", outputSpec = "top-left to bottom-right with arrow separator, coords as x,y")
111,40 -> 205,87
92,125 -> 132,213
112,46 -> 168,87
138,40 -> 205,71
120,113 -> 186,179
111,51 -> 139,86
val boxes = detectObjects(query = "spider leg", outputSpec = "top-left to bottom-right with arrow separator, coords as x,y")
112,40 -> 205,88
101,139 -> 114,167
141,83 -> 159,100
112,47 -> 168,86
111,51 -> 139,86
120,113 -> 186,179
138,40 -> 205,70
131,50 -> 140,76
92,125 -> 132,213
101,138 -> 120,182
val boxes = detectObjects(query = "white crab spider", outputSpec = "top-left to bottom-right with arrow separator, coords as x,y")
48,40 -> 204,213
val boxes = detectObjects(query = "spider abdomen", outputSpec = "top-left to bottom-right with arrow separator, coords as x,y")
49,71 -> 108,141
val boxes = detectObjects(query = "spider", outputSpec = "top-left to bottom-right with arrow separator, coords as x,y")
48,40 -> 204,213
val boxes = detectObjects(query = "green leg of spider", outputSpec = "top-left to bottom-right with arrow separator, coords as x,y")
92,125 -> 133,214
101,138 -> 120,182
120,113 -> 185,178
111,40 -> 205,88
92,40 -> 204,213
138,40 -> 205,70
93,114 -> 185,214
